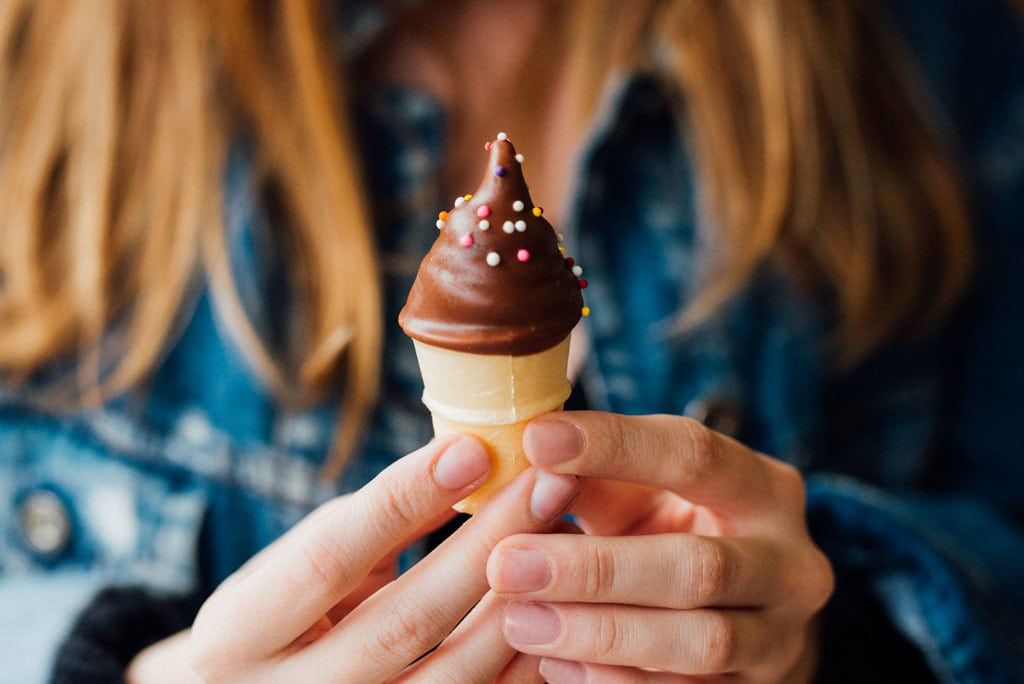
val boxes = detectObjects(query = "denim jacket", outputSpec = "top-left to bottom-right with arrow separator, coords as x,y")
4,1 -> 1024,682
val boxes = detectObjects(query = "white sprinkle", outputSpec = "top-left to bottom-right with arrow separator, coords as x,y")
512,200 -> 525,212
478,219 -> 490,230
572,265 -> 583,276
502,220 -> 515,234
454,196 -> 465,208
515,220 -> 527,232
497,131 -> 508,141
486,251 -> 501,266
515,153 -> 525,163
436,219 -> 445,230
557,233 -> 565,242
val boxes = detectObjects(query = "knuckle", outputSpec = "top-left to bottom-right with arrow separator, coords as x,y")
297,522 -> 357,594
691,539 -> 732,605
373,473 -> 423,536
698,612 -> 739,673
604,413 -> 631,470
592,610 -> 627,661
778,630 -> 808,675
371,602 -> 435,665
580,542 -> 616,601
807,549 -> 836,610
680,418 -> 719,481
772,460 -> 807,505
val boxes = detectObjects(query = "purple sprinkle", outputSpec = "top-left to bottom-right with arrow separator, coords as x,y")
494,166 -> 506,177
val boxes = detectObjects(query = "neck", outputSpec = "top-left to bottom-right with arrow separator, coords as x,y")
362,0 -> 578,222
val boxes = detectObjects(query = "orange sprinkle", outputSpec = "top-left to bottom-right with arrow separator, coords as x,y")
438,211 -> 448,220
532,206 -> 543,217
558,246 -> 566,255
582,306 -> 591,317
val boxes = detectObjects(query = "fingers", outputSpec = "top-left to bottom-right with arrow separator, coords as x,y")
190,435 -> 490,668
391,592 -> 517,683
524,412 -> 793,514
281,468 -> 580,682
497,653 -> 544,683
489,533 -> 779,610
539,658 -> 688,683
568,478 -> 664,535
502,603 -> 779,675
128,631 -> 205,684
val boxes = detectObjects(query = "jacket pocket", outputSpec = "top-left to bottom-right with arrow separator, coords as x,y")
0,414 -> 207,593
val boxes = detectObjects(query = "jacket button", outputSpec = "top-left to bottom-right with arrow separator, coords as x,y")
18,489 -> 72,557
685,396 -> 742,439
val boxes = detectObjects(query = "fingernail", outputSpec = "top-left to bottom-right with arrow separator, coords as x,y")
530,471 -> 579,523
539,658 -> 586,684
433,437 -> 490,490
494,547 -> 552,593
524,419 -> 584,466
503,603 -> 561,645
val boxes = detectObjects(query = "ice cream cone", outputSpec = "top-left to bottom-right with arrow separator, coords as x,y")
399,133 -> 588,515
413,337 -> 571,513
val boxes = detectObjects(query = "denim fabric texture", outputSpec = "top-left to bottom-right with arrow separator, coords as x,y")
2,1 -> 1024,682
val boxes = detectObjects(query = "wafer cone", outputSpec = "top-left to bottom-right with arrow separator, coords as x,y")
413,337 -> 572,514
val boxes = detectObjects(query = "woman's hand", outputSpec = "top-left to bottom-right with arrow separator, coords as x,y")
186,435 -> 579,683
487,412 -> 834,683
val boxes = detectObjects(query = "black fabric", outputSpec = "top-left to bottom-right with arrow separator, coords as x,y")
815,563 -> 936,683
50,586 -> 203,684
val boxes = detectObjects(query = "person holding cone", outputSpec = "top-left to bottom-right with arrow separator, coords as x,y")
2,2 -> 1022,683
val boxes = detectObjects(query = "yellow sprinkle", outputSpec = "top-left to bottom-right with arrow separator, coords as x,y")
438,210 -> 448,220
558,246 -> 566,255
464,194 -> 472,201
532,206 -> 543,217
582,306 -> 591,317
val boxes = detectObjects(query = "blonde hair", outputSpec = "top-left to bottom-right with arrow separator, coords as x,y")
0,0 -> 972,477
571,0 -> 972,362
0,0 -> 379,478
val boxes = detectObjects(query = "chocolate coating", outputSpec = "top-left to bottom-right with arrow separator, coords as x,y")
399,138 -> 583,355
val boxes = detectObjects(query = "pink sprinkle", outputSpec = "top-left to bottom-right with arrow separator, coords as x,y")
517,249 -> 531,262
460,234 -> 474,248
484,141 -> 492,150
476,205 -> 491,218
579,279 -> 589,289
565,257 -> 575,267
